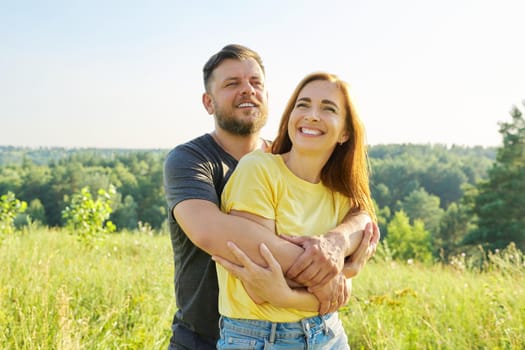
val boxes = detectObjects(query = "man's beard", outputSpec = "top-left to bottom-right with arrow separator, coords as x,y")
215,105 -> 268,136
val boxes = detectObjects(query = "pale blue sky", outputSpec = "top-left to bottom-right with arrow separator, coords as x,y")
1,0 -> 524,149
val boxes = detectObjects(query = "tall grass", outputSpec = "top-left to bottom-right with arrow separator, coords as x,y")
344,246 -> 525,349
1,230 -> 524,349
0,229 -> 174,349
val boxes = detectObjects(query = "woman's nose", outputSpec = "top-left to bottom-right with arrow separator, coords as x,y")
304,111 -> 320,121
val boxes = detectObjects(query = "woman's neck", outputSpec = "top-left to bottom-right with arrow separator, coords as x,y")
281,150 -> 330,183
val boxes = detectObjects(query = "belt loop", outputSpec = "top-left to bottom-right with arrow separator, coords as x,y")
269,322 -> 277,344
301,319 -> 308,335
301,319 -> 311,350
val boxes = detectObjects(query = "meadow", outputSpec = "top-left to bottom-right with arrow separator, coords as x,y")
1,229 -> 523,349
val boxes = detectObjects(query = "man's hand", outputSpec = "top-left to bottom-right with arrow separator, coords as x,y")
282,234 -> 345,287
308,273 -> 350,315
283,221 -> 381,286
344,222 -> 380,278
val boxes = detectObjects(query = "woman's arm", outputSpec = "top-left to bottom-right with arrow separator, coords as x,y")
213,240 -> 320,312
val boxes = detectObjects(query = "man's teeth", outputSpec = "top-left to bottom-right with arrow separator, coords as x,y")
238,103 -> 255,108
301,128 -> 322,135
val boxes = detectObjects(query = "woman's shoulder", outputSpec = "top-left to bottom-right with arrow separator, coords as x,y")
240,149 -> 278,165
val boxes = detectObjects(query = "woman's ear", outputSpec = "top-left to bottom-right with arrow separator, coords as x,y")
339,131 -> 350,145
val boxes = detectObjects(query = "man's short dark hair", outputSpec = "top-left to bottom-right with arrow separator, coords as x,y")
203,44 -> 265,92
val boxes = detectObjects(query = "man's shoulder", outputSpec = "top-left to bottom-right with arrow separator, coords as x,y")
171,134 -> 213,151
166,134 -> 215,159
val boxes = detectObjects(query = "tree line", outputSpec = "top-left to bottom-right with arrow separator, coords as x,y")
1,102 -> 524,261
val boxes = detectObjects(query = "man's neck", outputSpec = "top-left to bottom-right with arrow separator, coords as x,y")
211,130 -> 264,160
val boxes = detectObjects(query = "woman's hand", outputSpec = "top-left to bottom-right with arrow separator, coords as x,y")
213,241 -> 292,306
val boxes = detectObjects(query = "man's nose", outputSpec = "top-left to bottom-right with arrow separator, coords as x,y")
240,81 -> 256,95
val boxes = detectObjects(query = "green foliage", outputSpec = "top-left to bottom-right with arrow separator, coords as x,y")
26,198 -> 47,224
436,199 -> 476,260
0,192 -> 27,240
467,102 -> 525,251
385,210 -> 433,263
61,186 -> 116,244
397,187 -> 444,236
369,144 -> 495,211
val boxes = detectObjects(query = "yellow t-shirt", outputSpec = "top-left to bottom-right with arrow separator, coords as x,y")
218,149 -> 350,322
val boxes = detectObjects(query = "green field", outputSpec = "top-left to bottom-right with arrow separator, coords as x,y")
1,230 -> 523,349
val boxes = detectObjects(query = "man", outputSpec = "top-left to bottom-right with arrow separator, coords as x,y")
163,44 -> 379,350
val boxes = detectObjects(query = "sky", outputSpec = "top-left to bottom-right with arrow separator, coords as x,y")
1,0 -> 524,149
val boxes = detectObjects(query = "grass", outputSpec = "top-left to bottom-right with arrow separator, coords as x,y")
0,229 -> 174,349
344,253 -> 525,349
1,229 -> 524,349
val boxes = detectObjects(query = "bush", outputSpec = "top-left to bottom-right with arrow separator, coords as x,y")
62,186 -> 116,245
0,192 -> 27,243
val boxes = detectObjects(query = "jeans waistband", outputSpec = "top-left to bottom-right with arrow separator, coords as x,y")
219,313 -> 337,342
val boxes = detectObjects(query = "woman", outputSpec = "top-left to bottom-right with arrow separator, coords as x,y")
214,72 -> 376,349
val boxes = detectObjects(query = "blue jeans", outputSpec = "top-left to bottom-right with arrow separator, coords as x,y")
217,313 -> 349,350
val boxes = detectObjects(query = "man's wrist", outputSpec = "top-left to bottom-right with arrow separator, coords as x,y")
324,231 -> 349,257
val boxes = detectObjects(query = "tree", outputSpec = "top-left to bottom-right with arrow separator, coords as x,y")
437,200 -> 476,259
384,210 -> 433,263
397,188 -> 444,237
466,102 -> 525,251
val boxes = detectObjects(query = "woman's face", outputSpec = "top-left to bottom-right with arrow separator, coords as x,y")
288,79 -> 349,154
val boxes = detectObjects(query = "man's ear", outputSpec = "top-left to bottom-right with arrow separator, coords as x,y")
202,93 -> 214,115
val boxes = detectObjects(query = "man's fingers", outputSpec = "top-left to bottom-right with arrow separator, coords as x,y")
300,269 -> 331,288
285,255 -> 312,280
319,300 -> 330,315
294,265 -> 325,286
371,222 -> 381,245
367,222 -> 380,260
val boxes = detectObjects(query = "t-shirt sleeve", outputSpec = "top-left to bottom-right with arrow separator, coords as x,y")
221,152 -> 277,221
163,145 -> 219,218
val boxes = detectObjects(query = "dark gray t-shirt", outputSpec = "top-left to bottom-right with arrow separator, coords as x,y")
163,133 -> 237,341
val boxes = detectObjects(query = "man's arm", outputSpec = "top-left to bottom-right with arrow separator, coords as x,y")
213,242 -> 320,312
174,199 -> 304,271
213,241 -> 352,314
284,211 -> 374,287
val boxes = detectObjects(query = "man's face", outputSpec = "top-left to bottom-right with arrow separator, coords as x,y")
203,58 -> 268,135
